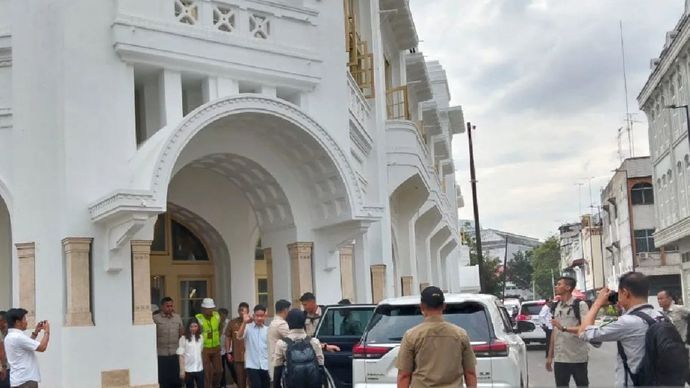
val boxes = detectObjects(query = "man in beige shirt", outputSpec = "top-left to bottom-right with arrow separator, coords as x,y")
546,276 -> 589,387
396,286 -> 477,388
658,289 -> 690,342
268,300 -> 291,381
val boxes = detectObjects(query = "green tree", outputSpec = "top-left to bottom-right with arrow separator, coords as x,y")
531,236 -> 561,298
507,250 -> 533,290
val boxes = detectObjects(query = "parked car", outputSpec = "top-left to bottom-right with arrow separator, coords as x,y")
516,300 -> 548,345
352,294 -> 534,387
314,304 -> 376,388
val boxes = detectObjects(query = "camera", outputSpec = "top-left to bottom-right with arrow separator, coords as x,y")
608,291 -> 619,305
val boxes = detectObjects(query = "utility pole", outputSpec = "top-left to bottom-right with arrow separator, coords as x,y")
502,235 -> 509,300
467,122 -> 484,292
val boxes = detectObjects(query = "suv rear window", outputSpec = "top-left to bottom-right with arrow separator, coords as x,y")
363,302 -> 492,344
520,303 -> 544,315
317,306 -> 374,337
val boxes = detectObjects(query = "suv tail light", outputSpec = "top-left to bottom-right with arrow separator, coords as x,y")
353,343 -> 392,359
472,340 -> 509,358
516,314 -> 528,321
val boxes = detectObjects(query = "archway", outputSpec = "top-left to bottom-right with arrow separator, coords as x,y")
133,96 -> 364,310
0,195 -> 10,308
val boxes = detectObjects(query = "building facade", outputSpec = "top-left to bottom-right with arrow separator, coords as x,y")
559,216 -> 605,294
638,4 -> 690,303
601,157 -> 682,296
0,0 -> 466,386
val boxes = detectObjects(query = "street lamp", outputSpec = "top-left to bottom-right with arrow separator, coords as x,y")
665,104 -> 690,150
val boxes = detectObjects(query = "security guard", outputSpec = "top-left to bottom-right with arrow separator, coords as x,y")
196,298 -> 223,388
396,286 -> 477,388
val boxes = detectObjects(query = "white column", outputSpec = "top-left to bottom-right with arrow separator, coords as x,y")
261,85 -> 277,98
159,69 -> 183,126
217,78 -> 239,98
354,233 -> 372,303
202,77 -> 219,103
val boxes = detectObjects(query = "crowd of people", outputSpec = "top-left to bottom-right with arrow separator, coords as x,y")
154,292 -> 341,388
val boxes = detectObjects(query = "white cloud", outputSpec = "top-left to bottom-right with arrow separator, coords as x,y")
410,0 -> 684,239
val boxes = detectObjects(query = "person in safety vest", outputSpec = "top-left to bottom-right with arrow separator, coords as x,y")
196,298 -> 222,388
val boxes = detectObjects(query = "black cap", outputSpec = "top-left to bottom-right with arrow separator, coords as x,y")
421,286 -> 445,308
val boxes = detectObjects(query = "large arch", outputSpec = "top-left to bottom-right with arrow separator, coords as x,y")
131,95 -> 370,229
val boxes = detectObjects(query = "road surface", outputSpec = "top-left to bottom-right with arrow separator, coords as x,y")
527,342 -> 616,387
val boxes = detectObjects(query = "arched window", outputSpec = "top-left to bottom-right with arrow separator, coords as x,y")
631,183 -> 654,205
171,219 -> 209,261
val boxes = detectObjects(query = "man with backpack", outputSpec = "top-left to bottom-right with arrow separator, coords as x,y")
272,309 -> 325,388
545,277 -> 590,387
578,272 -> 689,387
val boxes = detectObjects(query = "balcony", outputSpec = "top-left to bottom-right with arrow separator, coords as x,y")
113,0 -> 321,89
345,9 -> 374,98
635,251 -> 681,267
386,85 -> 425,141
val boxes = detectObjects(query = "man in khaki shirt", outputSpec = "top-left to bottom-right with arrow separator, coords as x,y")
152,297 -> 184,388
546,277 -> 589,387
273,309 -> 325,387
396,286 -> 477,388
226,302 -> 250,388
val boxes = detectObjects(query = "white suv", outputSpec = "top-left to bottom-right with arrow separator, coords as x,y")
352,294 -> 533,387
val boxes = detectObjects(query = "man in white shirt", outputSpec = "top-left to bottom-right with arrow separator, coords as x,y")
268,300 -> 290,382
4,308 -> 50,388
237,304 -> 270,388
538,298 -> 554,358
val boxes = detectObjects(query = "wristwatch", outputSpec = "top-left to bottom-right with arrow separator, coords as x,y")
561,326 -> 568,332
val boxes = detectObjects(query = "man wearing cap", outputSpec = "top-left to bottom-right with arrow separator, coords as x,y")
153,297 -> 183,388
196,298 -> 223,388
396,286 -> 478,388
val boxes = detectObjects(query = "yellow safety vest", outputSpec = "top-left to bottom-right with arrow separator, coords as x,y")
195,311 -> 221,348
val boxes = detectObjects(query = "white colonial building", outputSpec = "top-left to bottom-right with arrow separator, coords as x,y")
638,3 -> 690,304
0,0 -> 466,386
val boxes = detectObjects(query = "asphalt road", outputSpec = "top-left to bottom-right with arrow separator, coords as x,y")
527,342 -> 617,387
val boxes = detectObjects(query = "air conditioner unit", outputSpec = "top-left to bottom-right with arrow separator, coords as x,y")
638,252 -> 651,260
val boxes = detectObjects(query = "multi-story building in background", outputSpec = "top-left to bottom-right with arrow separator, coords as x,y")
559,216 -> 605,296
601,157 -> 682,296
0,1 -> 467,385
638,4 -> 690,303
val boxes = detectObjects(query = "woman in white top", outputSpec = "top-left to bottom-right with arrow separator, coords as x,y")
177,318 -> 204,388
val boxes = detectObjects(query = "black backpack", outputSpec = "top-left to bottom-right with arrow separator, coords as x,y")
550,298 -> 583,323
617,306 -> 689,386
282,337 -> 323,388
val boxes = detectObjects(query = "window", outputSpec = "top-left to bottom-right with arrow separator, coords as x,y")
179,279 -> 209,322
631,183 -> 654,205
257,278 -> 269,307
151,214 -> 169,254
171,220 -> 209,261
317,306 -> 375,337
364,302 -> 491,344
634,229 -> 658,252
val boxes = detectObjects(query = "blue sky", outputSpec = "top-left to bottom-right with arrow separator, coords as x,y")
410,0 -> 684,239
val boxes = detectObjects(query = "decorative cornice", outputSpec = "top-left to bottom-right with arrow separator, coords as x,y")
654,216 -> 690,247
0,108 -> 12,130
89,190 -> 163,223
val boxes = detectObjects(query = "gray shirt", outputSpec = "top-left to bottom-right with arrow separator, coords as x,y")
580,304 -> 664,387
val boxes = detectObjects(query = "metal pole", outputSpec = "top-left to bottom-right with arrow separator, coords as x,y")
467,122 -> 484,293
551,269 -> 555,298
502,236 -> 509,300
597,205 -> 606,287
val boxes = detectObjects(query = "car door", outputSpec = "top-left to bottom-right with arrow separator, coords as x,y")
498,305 -> 528,386
315,305 -> 375,388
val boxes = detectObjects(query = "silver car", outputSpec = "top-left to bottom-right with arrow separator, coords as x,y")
352,294 -> 533,387
517,300 -> 548,345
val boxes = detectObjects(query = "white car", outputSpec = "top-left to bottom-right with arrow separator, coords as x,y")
352,293 -> 533,388
516,300 -> 548,345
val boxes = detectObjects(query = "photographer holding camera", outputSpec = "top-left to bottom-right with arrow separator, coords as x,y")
578,272 -> 687,387
4,309 -> 50,388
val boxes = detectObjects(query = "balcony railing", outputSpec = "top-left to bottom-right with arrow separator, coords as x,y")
386,86 -> 427,143
345,4 -> 374,98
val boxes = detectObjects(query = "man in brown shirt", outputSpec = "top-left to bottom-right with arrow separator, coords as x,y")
153,297 -> 184,388
226,302 -> 249,388
396,287 -> 477,388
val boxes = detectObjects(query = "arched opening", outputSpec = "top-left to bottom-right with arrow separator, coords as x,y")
0,195 -> 10,308
631,182 -> 654,205
135,96 -> 361,311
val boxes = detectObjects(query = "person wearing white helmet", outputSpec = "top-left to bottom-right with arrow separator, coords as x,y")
196,298 -> 222,388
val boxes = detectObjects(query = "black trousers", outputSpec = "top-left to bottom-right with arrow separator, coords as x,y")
158,355 -> 181,388
0,369 -> 10,388
184,371 -> 204,388
554,362 -> 589,388
544,327 -> 553,357
246,368 -> 270,388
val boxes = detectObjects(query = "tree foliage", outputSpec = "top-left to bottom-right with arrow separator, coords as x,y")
507,250 -> 533,290
530,236 -> 561,299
